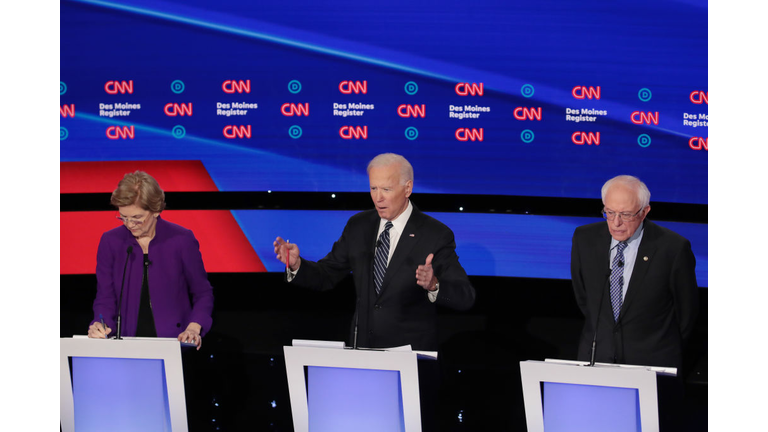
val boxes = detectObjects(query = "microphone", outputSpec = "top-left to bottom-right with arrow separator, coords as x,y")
589,268 -> 612,366
618,260 -> 624,267
116,245 -> 133,340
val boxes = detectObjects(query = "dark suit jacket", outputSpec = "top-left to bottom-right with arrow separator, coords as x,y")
571,220 -> 698,369
92,217 -> 214,338
292,205 -> 476,351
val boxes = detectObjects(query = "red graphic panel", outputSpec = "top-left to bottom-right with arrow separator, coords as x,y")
61,160 -> 219,193
60,211 -> 266,274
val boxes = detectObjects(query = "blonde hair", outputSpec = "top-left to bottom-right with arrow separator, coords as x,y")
110,170 -> 166,212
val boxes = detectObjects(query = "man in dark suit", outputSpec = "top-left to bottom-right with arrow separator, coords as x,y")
571,175 -> 699,370
273,153 -> 476,351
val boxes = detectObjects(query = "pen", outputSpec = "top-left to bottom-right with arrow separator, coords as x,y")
285,239 -> 290,271
99,313 -> 108,338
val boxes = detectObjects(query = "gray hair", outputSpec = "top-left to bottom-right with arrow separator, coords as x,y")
601,175 -> 651,209
366,153 -> 414,185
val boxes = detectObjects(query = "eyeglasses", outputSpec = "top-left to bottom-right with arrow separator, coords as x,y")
116,213 -> 149,226
602,207 -> 644,222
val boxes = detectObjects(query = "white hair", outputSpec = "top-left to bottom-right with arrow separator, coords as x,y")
366,153 -> 413,184
601,175 -> 651,209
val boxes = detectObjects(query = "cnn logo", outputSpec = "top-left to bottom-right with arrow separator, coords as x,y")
339,81 -> 367,94
572,132 -> 600,145
105,80 -> 133,94
455,83 -> 483,96
222,80 -> 251,94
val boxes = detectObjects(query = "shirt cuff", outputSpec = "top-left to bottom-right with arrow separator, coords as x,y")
428,286 -> 439,303
286,266 -> 298,282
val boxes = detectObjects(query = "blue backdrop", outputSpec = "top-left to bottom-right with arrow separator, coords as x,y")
60,0 -> 708,284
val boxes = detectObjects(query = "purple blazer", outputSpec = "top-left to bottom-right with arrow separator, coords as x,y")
91,217 -> 214,337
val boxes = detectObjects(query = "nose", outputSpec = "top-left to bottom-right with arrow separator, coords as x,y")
373,190 -> 383,202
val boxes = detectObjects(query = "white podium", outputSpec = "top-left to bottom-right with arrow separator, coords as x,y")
60,337 -> 189,432
284,340 -> 434,432
520,359 -> 676,432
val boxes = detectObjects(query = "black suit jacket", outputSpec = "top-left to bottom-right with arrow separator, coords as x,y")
571,220 -> 698,369
292,205 -> 476,351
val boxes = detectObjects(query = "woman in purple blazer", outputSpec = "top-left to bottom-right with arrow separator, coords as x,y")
87,171 -> 214,349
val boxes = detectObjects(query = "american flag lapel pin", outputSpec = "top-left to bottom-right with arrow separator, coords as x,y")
409,234 -> 415,237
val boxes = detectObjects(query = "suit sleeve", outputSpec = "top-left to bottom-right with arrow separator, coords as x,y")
571,228 -> 589,317
432,228 -> 476,311
291,223 -> 355,291
92,233 -> 117,330
180,231 -> 214,336
671,239 -> 699,343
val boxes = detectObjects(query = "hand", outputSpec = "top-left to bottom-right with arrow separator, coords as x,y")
416,253 -> 438,291
274,236 -> 301,271
88,322 -> 112,339
178,323 -> 202,350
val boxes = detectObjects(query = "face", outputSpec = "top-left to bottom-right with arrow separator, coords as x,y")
603,183 -> 650,241
369,164 -> 412,221
117,204 -> 159,238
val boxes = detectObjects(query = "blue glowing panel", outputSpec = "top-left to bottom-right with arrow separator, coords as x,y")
307,366 -> 404,432
72,357 -> 171,432
61,0 -> 707,204
232,210 -> 709,286
543,382 -> 641,432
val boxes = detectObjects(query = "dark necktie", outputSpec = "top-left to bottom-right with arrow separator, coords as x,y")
610,241 -> 628,322
373,221 -> 393,295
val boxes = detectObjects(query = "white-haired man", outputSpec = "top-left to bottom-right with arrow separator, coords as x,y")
274,153 -> 476,352
571,175 -> 699,370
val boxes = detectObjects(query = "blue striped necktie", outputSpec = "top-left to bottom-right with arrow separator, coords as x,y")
373,221 -> 393,295
610,241 -> 628,322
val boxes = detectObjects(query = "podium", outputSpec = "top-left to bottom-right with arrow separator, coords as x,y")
284,340 -> 434,432
520,359 -> 676,432
60,337 -> 189,432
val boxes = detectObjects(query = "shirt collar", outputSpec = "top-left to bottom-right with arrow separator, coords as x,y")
380,200 -> 413,234
610,220 -> 645,249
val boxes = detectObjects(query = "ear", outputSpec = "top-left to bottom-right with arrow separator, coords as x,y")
641,205 -> 651,220
405,180 -> 413,197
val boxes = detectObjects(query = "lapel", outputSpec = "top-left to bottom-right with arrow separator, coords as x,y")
122,216 -> 167,281
594,226 -> 612,279
619,220 -> 658,321
379,206 -> 424,295
363,211 -> 380,284
592,226 -> 613,322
